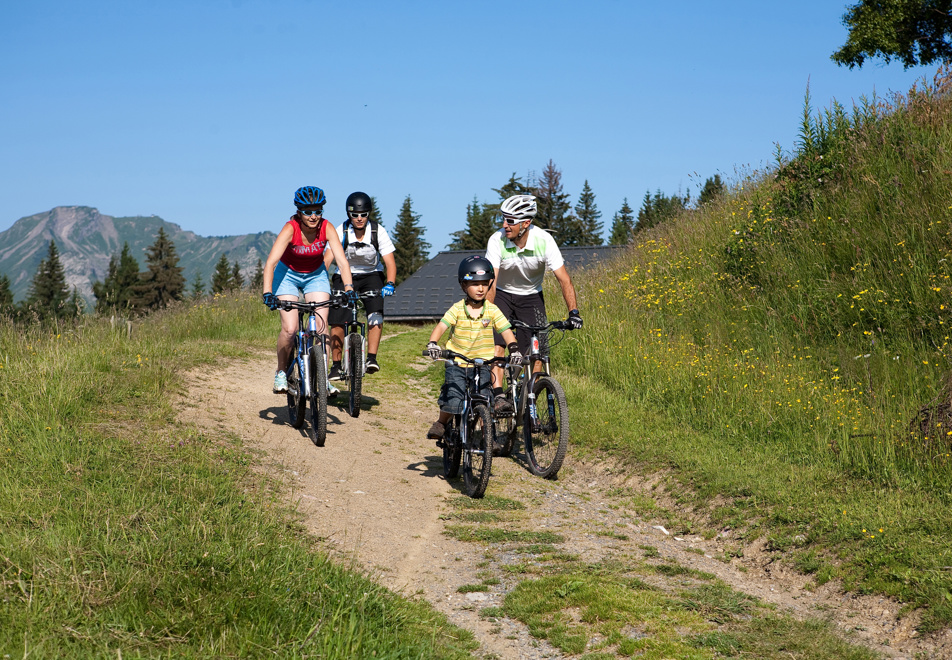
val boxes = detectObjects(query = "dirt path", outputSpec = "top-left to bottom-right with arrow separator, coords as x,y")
177,349 -> 949,659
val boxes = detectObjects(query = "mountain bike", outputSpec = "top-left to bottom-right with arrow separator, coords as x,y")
495,319 -> 571,479
424,349 -> 510,498
333,289 -> 379,418
273,298 -> 339,447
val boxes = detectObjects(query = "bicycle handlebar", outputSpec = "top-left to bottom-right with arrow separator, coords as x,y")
421,349 -> 511,367
273,298 -> 339,313
510,319 -> 572,332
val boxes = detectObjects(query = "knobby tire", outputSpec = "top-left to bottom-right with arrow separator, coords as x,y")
309,349 -> 328,447
524,376 -> 569,479
286,357 -> 306,429
442,417 -> 461,478
463,404 -> 493,498
347,333 -> 364,418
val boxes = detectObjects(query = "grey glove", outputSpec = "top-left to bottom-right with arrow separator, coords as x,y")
426,341 -> 442,360
509,350 -> 523,367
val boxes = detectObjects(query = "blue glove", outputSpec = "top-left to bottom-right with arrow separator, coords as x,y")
346,289 -> 359,305
382,282 -> 396,297
262,292 -> 278,310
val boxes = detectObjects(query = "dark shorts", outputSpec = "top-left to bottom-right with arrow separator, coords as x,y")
492,289 -> 548,355
329,271 -> 385,326
438,362 -> 495,415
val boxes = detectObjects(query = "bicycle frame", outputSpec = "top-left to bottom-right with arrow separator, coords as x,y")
506,320 -> 566,427
335,290 -> 379,379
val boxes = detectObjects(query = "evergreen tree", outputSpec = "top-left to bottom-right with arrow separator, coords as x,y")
491,173 -> 534,207
608,198 -> 636,245
133,228 -> 185,310
635,189 -> 690,233
26,240 -> 74,320
190,271 -> 206,299
211,253 -> 232,294
391,195 -> 430,285
534,160 -> 572,242
368,196 -> 384,226
833,0 -> 952,68
449,196 -> 497,250
252,259 -> 264,291
0,274 -> 14,314
93,242 -> 140,313
573,180 -> 604,246
231,261 -> 244,290
698,174 -> 725,206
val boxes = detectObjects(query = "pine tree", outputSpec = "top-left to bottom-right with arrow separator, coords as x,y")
230,261 -> 244,290
449,196 -> 497,250
573,180 -> 604,246
535,160 -> 572,242
391,195 -> 430,285
698,174 -> 725,206
93,242 -> 140,313
635,189 -> 690,233
133,228 -> 185,310
368,196 -> 384,226
190,271 -> 206,299
252,259 -> 264,291
211,253 -> 232,294
608,198 -> 636,245
0,274 -> 14,314
26,240 -> 73,320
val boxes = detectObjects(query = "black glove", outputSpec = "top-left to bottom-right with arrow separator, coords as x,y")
262,292 -> 278,310
426,341 -> 442,360
567,309 -> 583,330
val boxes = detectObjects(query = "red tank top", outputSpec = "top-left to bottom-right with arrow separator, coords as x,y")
280,216 -> 328,272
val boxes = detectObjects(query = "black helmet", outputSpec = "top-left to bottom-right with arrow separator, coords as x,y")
345,191 -> 373,214
458,255 -> 495,284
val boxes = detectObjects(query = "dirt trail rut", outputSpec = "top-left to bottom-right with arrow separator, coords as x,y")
177,349 -> 949,659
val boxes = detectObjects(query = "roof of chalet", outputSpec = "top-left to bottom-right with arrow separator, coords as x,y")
384,245 -> 625,322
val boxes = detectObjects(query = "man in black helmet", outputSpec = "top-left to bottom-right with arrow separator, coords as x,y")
327,192 -> 397,378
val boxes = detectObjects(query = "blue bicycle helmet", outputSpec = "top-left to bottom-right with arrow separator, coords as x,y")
294,186 -> 326,207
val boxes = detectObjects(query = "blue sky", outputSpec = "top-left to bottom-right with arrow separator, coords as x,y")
1,1 -> 935,254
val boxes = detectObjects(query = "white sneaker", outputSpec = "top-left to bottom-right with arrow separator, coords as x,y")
273,370 -> 288,393
327,381 -> 339,398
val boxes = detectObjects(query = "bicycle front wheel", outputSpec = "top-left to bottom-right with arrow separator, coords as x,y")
286,358 -> 306,429
347,333 -> 364,418
524,376 -> 569,479
308,349 -> 328,446
463,404 -> 493,498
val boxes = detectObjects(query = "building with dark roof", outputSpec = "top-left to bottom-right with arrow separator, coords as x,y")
384,245 -> 625,322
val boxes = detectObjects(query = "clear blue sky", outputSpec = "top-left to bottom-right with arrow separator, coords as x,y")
1,1 -> 935,254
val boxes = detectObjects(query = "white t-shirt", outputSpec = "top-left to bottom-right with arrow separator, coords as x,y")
332,221 -> 396,275
485,225 -> 565,296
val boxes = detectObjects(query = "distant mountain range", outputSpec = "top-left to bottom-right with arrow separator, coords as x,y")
0,206 -> 277,303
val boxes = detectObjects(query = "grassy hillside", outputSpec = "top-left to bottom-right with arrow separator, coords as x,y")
0,295 -> 473,658
555,69 -> 952,631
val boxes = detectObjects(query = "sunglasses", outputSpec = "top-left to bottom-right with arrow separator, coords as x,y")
502,215 -> 523,225
349,212 -> 369,219
299,208 -> 324,217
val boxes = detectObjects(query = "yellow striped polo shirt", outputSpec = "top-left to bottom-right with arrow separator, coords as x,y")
440,300 -> 512,362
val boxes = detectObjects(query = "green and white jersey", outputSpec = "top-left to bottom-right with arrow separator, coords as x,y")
485,226 -> 565,295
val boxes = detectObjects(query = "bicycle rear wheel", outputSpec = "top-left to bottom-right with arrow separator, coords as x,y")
442,417 -> 461,478
347,333 -> 364,418
286,358 -> 306,429
308,349 -> 328,446
463,404 -> 493,498
494,410 -> 517,457
524,376 -> 569,479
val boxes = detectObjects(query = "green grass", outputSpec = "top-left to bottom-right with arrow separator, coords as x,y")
0,294 -> 473,658
550,73 -> 952,631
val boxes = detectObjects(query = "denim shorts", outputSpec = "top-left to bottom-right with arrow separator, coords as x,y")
438,362 -> 493,415
273,262 -> 331,297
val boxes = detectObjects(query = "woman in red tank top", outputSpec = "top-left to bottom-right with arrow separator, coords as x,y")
263,186 -> 355,393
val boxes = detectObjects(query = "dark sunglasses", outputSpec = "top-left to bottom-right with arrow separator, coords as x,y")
349,212 -> 369,219
299,207 -> 324,217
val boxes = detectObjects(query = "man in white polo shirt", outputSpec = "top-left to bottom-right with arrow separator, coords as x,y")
485,194 -> 582,409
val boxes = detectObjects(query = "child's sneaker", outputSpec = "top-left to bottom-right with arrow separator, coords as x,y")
366,356 -> 380,374
273,370 -> 288,393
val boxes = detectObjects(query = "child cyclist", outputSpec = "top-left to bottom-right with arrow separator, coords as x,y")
424,256 -> 522,444
262,185 -> 356,394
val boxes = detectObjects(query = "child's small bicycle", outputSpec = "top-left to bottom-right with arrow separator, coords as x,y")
495,318 -> 571,479
424,348 -> 510,498
273,298 -> 340,446
332,289 -> 379,418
